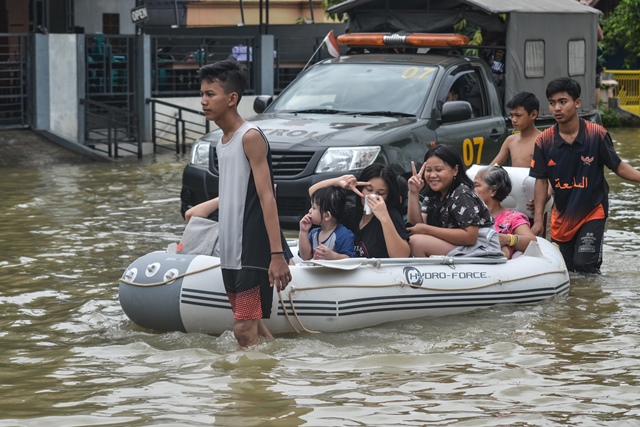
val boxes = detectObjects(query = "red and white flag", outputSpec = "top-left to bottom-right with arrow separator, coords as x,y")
323,30 -> 340,58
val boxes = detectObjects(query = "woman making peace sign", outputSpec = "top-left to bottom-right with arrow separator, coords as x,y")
407,145 -> 502,258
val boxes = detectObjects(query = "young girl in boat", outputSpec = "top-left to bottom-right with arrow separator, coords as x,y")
473,165 -> 536,259
407,145 -> 502,258
298,186 -> 355,260
308,164 -> 410,258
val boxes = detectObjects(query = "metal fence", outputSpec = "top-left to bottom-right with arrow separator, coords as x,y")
81,97 -> 140,158
85,34 -> 135,111
606,69 -> 640,116
151,35 -> 256,97
0,33 -> 30,128
148,98 -> 209,154
83,34 -> 137,157
150,34 -> 325,97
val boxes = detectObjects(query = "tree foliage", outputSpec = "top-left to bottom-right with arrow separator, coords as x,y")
321,0 -> 346,21
601,0 -> 640,69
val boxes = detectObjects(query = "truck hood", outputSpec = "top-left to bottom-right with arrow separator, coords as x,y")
247,113 -> 420,150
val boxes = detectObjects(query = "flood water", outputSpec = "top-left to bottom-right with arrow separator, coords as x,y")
1,128 -> 639,426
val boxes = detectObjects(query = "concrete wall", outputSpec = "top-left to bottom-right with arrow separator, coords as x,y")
33,34 -> 80,141
74,0 -> 137,35
48,35 -> 79,139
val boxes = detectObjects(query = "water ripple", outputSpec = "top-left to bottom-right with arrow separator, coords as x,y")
1,141 -> 640,425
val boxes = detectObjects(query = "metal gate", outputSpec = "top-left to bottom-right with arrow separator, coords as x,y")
0,33 -> 30,128
607,69 -> 640,116
83,34 -> 137,154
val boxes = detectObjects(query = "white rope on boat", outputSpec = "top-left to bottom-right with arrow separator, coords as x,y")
277,289 -> 301,333
278,289 -> 320,334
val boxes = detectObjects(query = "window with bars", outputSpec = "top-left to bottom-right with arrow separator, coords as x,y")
102,13 -> 120,35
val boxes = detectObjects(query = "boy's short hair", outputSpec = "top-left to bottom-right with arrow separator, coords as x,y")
546,77 -> 581,101
310,187 -> 347,220
506,91 -> 539,114
198,59 -> 247,103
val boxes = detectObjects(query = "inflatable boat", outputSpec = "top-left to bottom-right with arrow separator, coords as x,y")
119,166 -> 567,335
119,237 -> 568,335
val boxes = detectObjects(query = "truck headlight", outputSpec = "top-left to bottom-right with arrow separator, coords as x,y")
190,140 -> 211,166
315,146 -> 381,173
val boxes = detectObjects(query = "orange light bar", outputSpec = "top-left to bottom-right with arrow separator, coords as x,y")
337,33 -> 470,48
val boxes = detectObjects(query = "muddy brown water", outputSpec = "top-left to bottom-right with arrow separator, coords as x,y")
1,128 -> 639,426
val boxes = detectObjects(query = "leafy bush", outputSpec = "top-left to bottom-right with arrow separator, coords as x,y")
601,0 -> 640,69
599,101 -> 621,128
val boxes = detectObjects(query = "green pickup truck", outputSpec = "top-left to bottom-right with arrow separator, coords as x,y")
180,0 -> 601,228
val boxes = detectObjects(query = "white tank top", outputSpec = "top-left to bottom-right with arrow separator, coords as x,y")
216,122 -> 273,270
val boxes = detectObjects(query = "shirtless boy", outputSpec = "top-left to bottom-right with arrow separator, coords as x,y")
491,92 -> 541,167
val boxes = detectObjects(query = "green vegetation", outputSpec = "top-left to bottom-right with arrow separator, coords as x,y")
599,101 -> 621,128
601,0 -> 640,69
321,0 -> 345,21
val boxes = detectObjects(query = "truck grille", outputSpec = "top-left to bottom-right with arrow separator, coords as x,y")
272,151 -> 315,177
213,149 -> 314,177
277,196 -> 309,218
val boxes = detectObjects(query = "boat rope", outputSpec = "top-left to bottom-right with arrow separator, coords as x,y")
277,289 -> 301,333
278,289 -> 320,334
119,263 -> 221,287
283,287 -> 321,334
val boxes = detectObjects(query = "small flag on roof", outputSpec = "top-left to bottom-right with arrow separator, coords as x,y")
323,30 -> 340,58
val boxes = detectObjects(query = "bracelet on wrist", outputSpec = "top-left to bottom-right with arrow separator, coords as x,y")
270,251 -> 285,256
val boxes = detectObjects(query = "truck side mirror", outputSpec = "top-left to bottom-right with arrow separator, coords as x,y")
441,100 -> 473,123
253,96 -> 274,114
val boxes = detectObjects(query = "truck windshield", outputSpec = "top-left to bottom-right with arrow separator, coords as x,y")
270,63 -> 438,116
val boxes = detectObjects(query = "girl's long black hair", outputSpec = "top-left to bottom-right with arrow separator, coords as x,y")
354,164 -> 400,217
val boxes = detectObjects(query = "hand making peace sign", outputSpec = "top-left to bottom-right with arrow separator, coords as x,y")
337,174 -> 369,198
408,161 -> 427,195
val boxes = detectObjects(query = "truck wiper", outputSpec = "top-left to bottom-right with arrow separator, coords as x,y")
357,111 -> 415,118
290,108 -> 348,114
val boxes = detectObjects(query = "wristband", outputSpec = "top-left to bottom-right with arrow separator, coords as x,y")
270,251 -> 285,256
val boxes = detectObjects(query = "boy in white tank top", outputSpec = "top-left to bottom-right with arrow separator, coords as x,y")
185,60 -> 291,347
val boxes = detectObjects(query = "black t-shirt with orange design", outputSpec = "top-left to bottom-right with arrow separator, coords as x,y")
530,119 -> 621,242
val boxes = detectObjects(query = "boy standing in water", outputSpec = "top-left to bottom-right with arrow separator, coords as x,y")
189,60 -> 291,347
491,92 -> 541,167
530,77 -> 640,273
